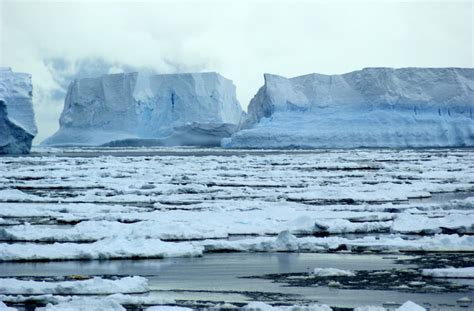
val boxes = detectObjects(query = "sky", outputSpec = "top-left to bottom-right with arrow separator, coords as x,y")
0,0 -> 473,143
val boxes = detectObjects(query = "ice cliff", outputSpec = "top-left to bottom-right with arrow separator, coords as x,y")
42,72 -> 243,146
224,68 -> 474,148
0,67 -> 37,154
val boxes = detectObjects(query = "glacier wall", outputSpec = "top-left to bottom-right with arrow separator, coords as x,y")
224,68 -> 474,148
0,68 -> 37,154
42,72 -> 244,146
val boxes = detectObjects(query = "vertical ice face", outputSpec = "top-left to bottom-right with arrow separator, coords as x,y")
137,72 -> 243,137
59,72 -> 138,130
225,67 -> 474,148
42,72 -> 244,146
0,68 -> 37,154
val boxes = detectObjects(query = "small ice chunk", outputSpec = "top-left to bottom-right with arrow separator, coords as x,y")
313,268 -> 355,277
395,301 -> 426,311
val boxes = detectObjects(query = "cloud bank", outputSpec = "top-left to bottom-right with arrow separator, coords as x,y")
1,0 -> 472,142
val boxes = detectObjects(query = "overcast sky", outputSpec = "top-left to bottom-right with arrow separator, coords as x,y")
1,0 -> 472,143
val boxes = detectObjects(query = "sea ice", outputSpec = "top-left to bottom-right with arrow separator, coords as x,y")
37,298 -> 125,311
0,236 -> 203,261
395,301 -> 426,311
0,276 -> 148,295
312,268 -> 355,277
243,301 -> 332,311
0,301 -> 16,311
422,267 -> 474,278
392,212 -> 474,235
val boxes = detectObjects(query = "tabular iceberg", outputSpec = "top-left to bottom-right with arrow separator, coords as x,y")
223,67 -> 474,148
42,72 -> 244,146
0,67 -> 37,154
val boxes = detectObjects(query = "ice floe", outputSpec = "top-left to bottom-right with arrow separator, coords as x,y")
395,301 -> 426,311
422,267 -> 474,278
0,237 -> 203,261
0,276 -> 148,295
312,268 -> 355,277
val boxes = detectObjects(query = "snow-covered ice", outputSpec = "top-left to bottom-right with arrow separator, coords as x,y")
312,268 -> 355,277
0,149 -> 473,261
37,298 -> 125,311
0,67 -> 37,154
198,231 -> 474,254
224,68 -> 474,148
146,307 -> 192,311
0,301 -> 16,311
354,306 -> 385,311
243,301 -> 332,311
0,236 -> 203,261
395,301 -> 426,311
0,276 -> 148,295
422,267 -> 474,278
0,148 -> 472,309
42,72 -> 243,146
391,212 -> 474,234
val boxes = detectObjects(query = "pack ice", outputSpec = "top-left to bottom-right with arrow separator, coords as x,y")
42,72 -> 243,146
0,67 -> 37,154
224,68 -> 474,148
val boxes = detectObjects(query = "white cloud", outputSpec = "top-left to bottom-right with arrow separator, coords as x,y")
1,0 -> 472,143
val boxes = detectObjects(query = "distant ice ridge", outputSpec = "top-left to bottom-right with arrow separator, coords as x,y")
42,72 -> 244,146
224,67 -> 474,148
0,67 -> 37,154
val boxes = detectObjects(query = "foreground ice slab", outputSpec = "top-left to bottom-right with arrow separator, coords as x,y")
198,231 -> 474,253
312,268 -> 355,277
43,72 -> 243,146
422,267 -> 474,278
0,276 -> 148,295
224,68 -> 474,148
0,67 -> 37,154
0,237 -> 203,261
243,302 -> 332,311
38,298 -> 125,311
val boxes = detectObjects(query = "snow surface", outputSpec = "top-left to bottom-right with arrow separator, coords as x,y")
198,231 -> 474,253
146,307 -> 192,311
392,212 -> 474,234
313,268 -> 355,277
0,301 -> 16,311
0,276 -> 148,295
224,68 -> 474,148
243,302 -> 332,311
0,293 -> 175,307
0,236 -> 203,261
0,67 -> 37,154
38,298 -> 125,311
422,267 -> 474,278
42,72 -> 243,146
0,149 -> 472,260
395,301 -> 426,311
354,307 -> 385,311
0,149 -> 470,309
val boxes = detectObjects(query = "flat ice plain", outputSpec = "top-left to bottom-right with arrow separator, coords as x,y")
0,147 -> 473,310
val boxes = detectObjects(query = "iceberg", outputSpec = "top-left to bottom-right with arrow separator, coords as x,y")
42,72 -> 243,146
224,68 -> 474,148
0,67 -> 37,154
